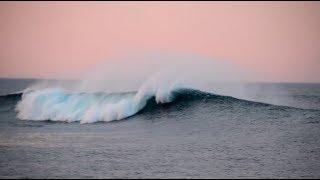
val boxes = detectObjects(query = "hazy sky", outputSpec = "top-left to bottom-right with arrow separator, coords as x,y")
0,1 -> 319,82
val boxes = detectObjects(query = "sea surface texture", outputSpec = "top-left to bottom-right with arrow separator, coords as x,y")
0,78 -> 319,178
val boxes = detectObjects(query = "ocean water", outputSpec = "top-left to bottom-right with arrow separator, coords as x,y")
0,78 -> 320,178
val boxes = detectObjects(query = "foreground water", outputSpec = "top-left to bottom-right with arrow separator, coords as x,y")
0,78 -> 319,178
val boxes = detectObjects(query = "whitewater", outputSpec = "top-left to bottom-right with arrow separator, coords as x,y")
15,77 -> 186,123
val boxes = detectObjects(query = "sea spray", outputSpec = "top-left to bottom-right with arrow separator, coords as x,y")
15,53 -> 252,123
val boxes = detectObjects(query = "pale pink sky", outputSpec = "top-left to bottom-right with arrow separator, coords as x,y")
0,1 -> 320,82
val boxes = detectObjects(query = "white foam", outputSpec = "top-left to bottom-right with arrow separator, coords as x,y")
15,76 -> 187,123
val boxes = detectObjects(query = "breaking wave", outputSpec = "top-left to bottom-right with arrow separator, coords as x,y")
1,84 -> 315,124
14,78 -> 194,123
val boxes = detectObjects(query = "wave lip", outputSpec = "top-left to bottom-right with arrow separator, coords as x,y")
0,92 -> 22,99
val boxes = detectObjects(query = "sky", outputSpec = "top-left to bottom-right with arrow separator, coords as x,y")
0,1 -> 320,82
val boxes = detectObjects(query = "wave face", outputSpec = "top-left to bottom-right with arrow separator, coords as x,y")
12,85 -> 310,124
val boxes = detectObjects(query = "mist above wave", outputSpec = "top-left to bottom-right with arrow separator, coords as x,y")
15,53 -> 254,123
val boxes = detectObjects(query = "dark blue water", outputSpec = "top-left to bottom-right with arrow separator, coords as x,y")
0,78 -> 319,178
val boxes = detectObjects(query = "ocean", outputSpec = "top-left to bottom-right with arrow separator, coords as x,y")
0,78 -> 319,178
